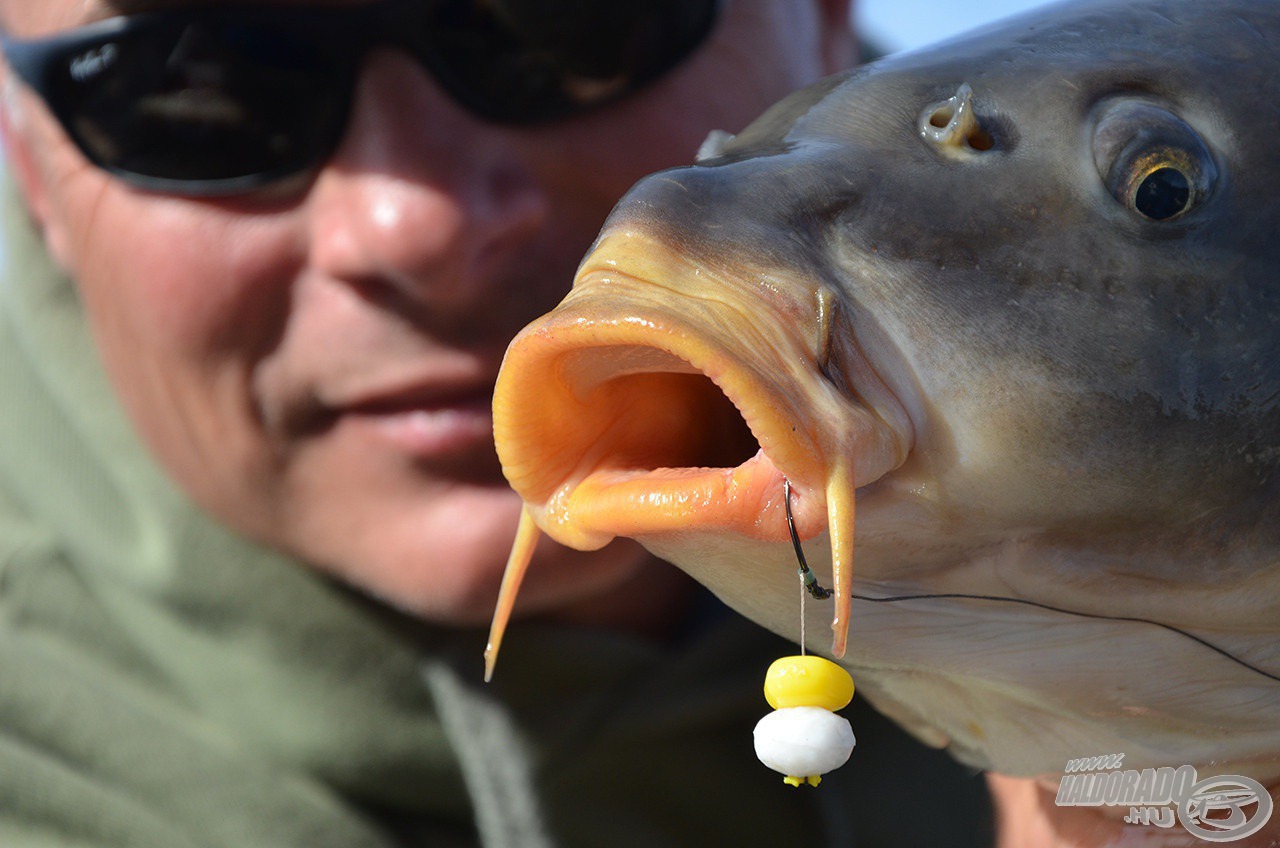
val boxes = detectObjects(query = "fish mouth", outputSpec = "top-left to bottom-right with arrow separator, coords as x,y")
487,231 -> 909,670
496,288 -> 828,550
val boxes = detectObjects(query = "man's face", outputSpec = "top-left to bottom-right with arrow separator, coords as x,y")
0,0 -> 850,624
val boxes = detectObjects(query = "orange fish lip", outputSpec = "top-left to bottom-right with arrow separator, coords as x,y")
548,449 -> 797,545
494,273 -> 839,551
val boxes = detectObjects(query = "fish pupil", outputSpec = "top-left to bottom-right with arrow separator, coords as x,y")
1133,166 -> 1191,220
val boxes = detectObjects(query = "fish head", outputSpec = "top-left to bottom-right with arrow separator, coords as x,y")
493,0 -> 1280,782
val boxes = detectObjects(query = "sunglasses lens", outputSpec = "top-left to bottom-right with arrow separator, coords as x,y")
426,1 -> 720,122
46,17 -> 351,190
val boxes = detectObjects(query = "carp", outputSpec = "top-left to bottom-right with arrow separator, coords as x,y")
488,0 -> 1280,791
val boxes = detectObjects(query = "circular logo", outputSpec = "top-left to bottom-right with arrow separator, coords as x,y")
1177,775 -> 1273,843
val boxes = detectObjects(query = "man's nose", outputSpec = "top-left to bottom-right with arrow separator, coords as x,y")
305,49 -> 552,315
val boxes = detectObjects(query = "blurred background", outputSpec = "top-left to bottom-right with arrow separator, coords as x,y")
860,0 -> 1053,53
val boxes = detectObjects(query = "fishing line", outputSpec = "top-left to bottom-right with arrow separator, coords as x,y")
780,480 -> 1280,685
851,590 -> 1280,685
798,564 -> 807,656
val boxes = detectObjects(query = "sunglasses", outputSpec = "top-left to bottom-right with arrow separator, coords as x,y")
0,0 -> 721,195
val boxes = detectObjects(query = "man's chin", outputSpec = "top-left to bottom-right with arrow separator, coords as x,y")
226,469 -> 678,631
302,516 -> 662,630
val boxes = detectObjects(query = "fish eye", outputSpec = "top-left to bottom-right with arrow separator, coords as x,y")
1124,151 -> 1197,220
1091,100 -> 1217,223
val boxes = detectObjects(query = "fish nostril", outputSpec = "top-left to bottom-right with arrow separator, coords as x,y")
967,126 -> 995,151
920,83 -> 995,155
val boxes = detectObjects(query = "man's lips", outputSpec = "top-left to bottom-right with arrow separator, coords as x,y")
337,384 -> 492,417
318,381 -> 501,466
282,376 -> 501,471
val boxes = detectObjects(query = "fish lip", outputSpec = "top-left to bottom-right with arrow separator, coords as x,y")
495,276 -> 823,546
493,237 -> 909,552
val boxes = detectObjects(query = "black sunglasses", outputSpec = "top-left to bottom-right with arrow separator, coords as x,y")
0,0 -> 721,195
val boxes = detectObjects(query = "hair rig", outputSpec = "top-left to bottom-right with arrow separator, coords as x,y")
752,480 -> 857,787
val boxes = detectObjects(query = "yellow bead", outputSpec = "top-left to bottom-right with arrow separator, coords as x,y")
763,655 -> 854,711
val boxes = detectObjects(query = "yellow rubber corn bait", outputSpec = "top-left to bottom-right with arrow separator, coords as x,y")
753,655 -> 856,787
763,655 -> 855,711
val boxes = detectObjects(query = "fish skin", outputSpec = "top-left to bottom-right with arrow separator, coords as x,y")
492,0 -> 1280,785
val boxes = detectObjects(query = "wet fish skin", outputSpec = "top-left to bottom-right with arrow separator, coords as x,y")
492,0 -> 1280,784
615,5 -> 1280,547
